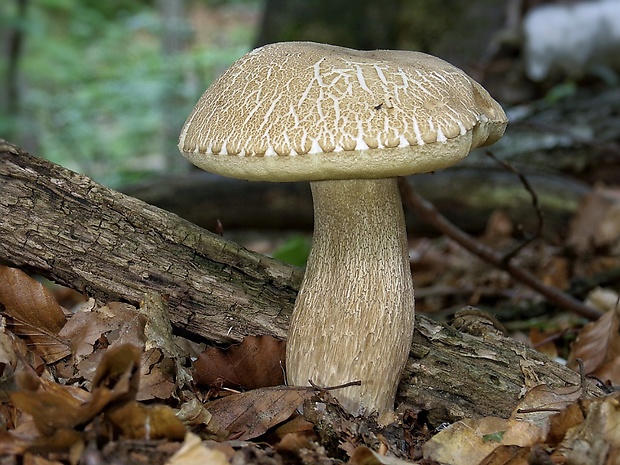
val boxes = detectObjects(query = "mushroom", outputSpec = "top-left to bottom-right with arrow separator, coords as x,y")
178,42 -> 508,418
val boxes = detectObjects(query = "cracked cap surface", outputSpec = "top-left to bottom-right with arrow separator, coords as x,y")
179,41 -> 508,181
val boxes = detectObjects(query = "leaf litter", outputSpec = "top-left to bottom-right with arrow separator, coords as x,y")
1,265 -> 410,464
2,185 -> 620,464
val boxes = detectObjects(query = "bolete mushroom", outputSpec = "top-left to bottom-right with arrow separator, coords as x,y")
178,42 -> 507,418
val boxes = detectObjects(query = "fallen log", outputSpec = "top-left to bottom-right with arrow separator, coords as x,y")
0,139 -> 301,343
0,140 -> 602,424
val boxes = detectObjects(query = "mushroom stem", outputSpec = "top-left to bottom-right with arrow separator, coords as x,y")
286,177 -> 415,416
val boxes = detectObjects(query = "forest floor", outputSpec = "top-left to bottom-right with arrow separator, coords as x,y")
1,148 -> 620,464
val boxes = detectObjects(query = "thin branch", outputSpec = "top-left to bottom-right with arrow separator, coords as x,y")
398,177 -> 602,320
485,151 -> 544,261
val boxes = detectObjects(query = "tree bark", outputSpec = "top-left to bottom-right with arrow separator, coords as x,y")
0,139 -> 302,344
401,315 -> 601,425
0,140 -> 602,424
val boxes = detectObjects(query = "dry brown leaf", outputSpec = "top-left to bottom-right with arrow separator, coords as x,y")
528,327 -> 558,360
512,383 -> 583,433
0,318 -> 48,401
10,374 -> 91,436
0,318 -> 17,380
58,302 -> 147,382
23,451 -> 65,464
193,335 -> 286,390
272,415 -> 315,439
0,429 -> 28,456
567,309 -> 620,378
106,401 -> 186,440
592,356 -> 620,387
91,343 -> 141,403
556,393 -> 620,464
138,348 -> 176,400
477,445 -> 529,465
10,344 -> 141,438
24,429 -> 84,455
60,300 -> 183,401
59,302 -> 146,357
0,266 -> 69,363
274,431 -> 313,457
165,433 -> 230,465
423,416 -> 544,465
0,267 -> 66,333
546,402 -> 585,446
347,446 -> 417,464
206,386 -> 313,441
568,187 -> 620,254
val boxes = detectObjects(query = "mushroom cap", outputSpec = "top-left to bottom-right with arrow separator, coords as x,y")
179,41 -> 508,182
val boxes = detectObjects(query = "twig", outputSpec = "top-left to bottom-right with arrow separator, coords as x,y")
308,380 -> 362,391
485,151 -> 544,261
576,358 -> 588,398
398,177 -> 602,320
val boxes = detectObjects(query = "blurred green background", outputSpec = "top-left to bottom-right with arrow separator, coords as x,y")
1,0 -> 259,187
1,0 -> 511,189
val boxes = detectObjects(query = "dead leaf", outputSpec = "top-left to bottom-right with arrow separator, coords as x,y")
512,383 -> 583,433
272,415 -> 315,440
10,344 -> 142,437
274,431 -> 313,456
478,445 -> 529,465
0,266 -> 69,363
592,356 -> 620,388
206,386 -> 313,441
60,302 -> 146,356
546,402 -> 585,446
91,343 -> 141,403
10,376 -> 92,436
568,187 -> 620,254
58,302 -> 146,382
23,452 -> 65,465
0,317 -> 17,380
347,446 -> 417,464
567,308 -> 620,384
106,401 -> 186,440
138,348 -> 176,400
423,417 -> 544,465
24,429 -> 84,455
193,335 -> 286,390
165,433 -> 230,465
556,393 -> 620,464
528,327 -> 558,361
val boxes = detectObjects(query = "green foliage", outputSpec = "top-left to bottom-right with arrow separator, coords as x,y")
482,431 -> 506,443
272,236 -> 311,267
6,0 -> 257,187
544,82 -> 577,104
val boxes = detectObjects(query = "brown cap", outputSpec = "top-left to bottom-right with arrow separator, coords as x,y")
179,41 -> 507,182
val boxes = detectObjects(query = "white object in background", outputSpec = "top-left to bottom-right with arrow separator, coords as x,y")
523,0 -> 620,81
